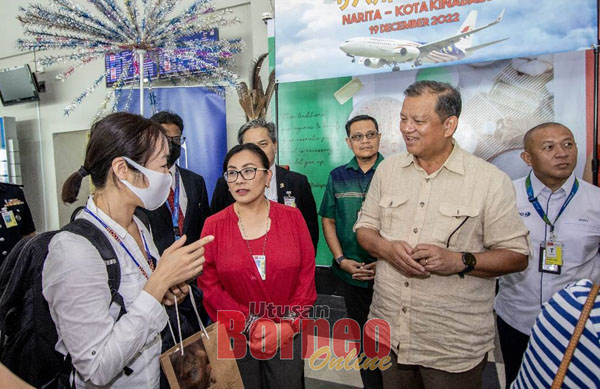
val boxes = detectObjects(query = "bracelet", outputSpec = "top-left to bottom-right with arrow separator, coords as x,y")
243,313 -> 260,336
282,310 -> 301,333
335,255 -> 346,265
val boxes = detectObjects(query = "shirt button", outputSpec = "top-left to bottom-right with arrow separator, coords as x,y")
0,237 -> 4,242
2,251 -> 6,256
404,282 -> 409,287
413,228 -> 418,234
425,178 -> 430,183
402,307 -> 407,313
419,202 -> 425,207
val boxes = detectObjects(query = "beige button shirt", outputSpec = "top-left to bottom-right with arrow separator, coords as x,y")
355,143 -> 529,372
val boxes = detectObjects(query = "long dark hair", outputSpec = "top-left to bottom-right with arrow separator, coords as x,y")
62,112 -> 166,204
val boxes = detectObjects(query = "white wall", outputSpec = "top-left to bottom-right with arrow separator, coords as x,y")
0,0 -> 273,231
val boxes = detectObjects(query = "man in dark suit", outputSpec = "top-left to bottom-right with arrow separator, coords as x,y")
210,118 -> 319,251
145,111 -> 210,254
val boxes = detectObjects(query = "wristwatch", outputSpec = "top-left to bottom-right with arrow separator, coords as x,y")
458,252 -> 476,278
335,255 -> 346,266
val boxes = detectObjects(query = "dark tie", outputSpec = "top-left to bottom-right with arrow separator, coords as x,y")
167,187 -> 185,237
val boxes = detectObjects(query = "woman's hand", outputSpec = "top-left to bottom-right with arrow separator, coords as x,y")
249,321 -> 295,355
144,235 -> 214,302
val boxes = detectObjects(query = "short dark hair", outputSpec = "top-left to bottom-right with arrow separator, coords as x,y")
345,115 -> 379,136
150,111 -> 184,133
404,80 -> 462,120
62,112 -> 166,203
523,122 -> 571,151
223,143 -> 270,173
237,118 -> 277,144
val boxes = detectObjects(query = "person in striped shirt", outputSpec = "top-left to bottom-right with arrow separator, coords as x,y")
512,279 -> 600,389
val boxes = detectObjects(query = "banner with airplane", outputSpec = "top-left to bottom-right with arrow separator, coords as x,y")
275,0 -> 597,83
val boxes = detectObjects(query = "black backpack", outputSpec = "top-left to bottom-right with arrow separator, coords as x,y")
0,218 -> 126,388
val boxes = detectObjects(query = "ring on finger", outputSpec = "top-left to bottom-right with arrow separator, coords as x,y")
424,259 -> 428,265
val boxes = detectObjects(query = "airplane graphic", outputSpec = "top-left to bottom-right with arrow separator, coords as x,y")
339,9 -> 507,70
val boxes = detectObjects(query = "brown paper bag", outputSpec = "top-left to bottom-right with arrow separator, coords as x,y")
160,292 -> 243,389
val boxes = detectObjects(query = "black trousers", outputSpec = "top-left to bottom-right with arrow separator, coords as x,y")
496,314 -> 530,388
343,281 -> 383,389
237,334 -> 304,389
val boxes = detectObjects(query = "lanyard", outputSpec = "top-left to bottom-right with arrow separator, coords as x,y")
165,168 -> 181,239
525,172 -> 579,233
84,207 -> 155,279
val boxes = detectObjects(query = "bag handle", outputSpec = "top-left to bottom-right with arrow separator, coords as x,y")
551,283 -> 599,389
166,285 -> 210,356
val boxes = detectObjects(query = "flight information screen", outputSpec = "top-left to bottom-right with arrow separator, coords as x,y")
105,29 -> 219,86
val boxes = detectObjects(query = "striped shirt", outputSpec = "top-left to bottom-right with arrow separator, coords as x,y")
512,279 -> 600,389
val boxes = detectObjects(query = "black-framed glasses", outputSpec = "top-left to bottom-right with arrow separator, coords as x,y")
224,167 -> 268,183
166,135 -> 186,145
349,131 -> 379,142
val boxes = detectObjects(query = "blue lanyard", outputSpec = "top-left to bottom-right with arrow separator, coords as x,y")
525,172 -> 579,233
84,207 -> 155,278
165,168 -> 181,239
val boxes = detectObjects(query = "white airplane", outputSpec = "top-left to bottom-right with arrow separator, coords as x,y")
339,9 -> 507,70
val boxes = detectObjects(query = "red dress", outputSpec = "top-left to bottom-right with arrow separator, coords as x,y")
197,201 -> 316,324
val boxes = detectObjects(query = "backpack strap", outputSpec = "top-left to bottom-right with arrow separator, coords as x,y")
134,207 -> 151,232
62,219 -> 126,320
69,206 -> 85,223
59,219 -> 134,378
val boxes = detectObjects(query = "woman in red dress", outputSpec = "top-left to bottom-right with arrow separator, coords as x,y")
198,143 -> 316,388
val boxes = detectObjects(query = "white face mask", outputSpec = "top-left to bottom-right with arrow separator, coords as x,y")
119,156 -> 172,211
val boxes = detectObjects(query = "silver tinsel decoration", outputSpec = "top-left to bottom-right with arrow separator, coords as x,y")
17,0 -> 243,116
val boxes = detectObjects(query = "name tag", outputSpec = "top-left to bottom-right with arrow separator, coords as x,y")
284,191 -> 296,208
2,209 -> 17,228
253,255 -> 266,280
539,241 -> 562,274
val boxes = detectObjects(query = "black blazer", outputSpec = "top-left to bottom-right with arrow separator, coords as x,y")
210,165 -> 319,251
143,166 -> 210,255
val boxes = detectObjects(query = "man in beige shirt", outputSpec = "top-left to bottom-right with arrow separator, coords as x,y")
355,80 -> 529,389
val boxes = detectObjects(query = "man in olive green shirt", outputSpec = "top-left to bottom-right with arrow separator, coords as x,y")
320,114 -> 383,389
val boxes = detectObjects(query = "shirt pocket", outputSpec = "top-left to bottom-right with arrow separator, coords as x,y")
433,203 -> 481,250
561,221 -> 600,256
379,194 -> 408,233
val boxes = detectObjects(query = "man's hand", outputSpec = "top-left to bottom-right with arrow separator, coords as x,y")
411,244 -> 464,275
385,240 -> 428,277
354,262 -> 377,281
340,259 -> 375,281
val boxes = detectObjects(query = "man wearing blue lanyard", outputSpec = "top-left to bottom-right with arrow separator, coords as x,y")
495,122 -> 600,387
144,111 -> 211,254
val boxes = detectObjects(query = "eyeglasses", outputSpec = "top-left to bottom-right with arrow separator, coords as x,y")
166,135 -> 186,145
224,167 -> 268,183
349,131 -> 379,142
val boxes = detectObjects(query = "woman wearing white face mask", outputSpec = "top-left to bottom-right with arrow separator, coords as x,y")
43,112 -> 213,388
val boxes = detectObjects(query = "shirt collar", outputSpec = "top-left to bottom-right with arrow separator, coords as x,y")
169,165 -> 177,189
86,196 -> 128,239
529,170 -> 576,198
345,153 -> 384,172
397,141 -> 465,176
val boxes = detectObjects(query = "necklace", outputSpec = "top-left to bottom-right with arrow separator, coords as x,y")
236,199 -> 270,280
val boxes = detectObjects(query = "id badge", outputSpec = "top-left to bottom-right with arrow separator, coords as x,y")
2,209 -> 17,228
283,191 -> 296,208
253,255 -> 266,280
539,241 -> 562,274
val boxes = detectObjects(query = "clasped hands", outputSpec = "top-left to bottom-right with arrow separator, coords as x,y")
385,240 -> 464,278
247,320 -> 295,355
339,259 -> 377,281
